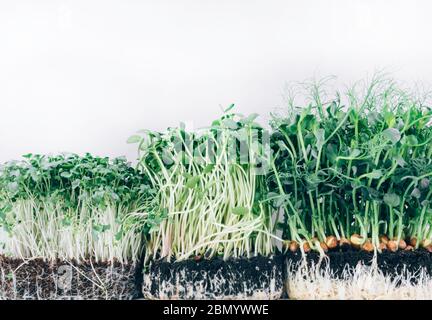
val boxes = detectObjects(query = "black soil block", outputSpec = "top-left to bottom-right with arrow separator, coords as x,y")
143,255 -> 285,299
0,255 -> 140,300
286,249 -> 432,280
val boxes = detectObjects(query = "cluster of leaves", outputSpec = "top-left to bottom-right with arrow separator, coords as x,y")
3,76 -> 431,262
0,153 -> 155,263
130,105 -> 275,261
0,153 -> 153,207
268,78 -> 432,249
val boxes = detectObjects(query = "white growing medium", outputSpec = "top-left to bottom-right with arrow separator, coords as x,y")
286,260 -> 432,300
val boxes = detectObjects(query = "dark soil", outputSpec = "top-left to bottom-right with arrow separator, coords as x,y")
286,249 -> 432,280
0,255 -> 140,300
143,255 -> 285,299
3,250 -> 431,299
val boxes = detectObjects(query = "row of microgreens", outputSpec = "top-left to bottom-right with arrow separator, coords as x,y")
268,76 -> 432,254
0,154 -> 155,264
129,106 -> 278,262
1,76 -> 432,264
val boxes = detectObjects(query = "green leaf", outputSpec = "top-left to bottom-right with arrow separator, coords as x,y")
71,179 -> 80,189
275,196 -> 287,208
92,224 -> 110,233
62,217 -> 71,226
349,149 -> 361,158
60,172 -> 72,179
365,169 -> 383,179
384,112 -> 396,128
224,103 -> 235,113
277,141 -> 292,155
185,176 -> 200,189
92,229 -> 99,241
394,155 -> 406,167
232,206 -> 249,216
127,135 -> 141,144
325,144 -> 337,164
7,182 -> 18,194
382,128 -> 401,144
370,170 -> 383,179
411,188 -> 421,199
183,172 -> 193,179
242,113 -> 259,124
405,135 -> 418,145
115,230 -> 123,241
161,150 -> 174,165
420,178 -> 430,189
222,119 -> 239,130
149,224 -> 160,233
384,193 -> 400,207
314,128 -> 325,150
203,164 -> 215,174
211,120 -> 221,127
302,113 -> 316,131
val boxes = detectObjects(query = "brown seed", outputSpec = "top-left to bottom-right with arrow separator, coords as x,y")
405,245 -> 414,251
362,240 -> 374,252
194,255 -> 202,262
325,236 -> 338,249
421,239 -> 432,248
379,242 -> 387,251
398,239 -> 407,250
302,241 -> 311,253
350,234 -> 365,249
410,237 -> 417,247
320,242 -> 329,253
379,235 -> 389,245
387,240 -> 398,252
339,237 -> 350,246
288,241 -> 299,252
338,238 -> 351,251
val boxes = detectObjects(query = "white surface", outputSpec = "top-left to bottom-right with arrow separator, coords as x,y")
1,0 -> 432,163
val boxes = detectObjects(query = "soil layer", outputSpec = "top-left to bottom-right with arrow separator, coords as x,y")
0,255 -> 140,300
286,249 -> 432,279
143,255 -> 285,300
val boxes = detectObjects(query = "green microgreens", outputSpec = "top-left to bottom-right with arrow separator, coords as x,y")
268,76 -> 432,252
0,153 -> 155,264
130,108 -> 278,262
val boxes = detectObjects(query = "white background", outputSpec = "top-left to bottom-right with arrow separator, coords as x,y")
1,0 -> 432,163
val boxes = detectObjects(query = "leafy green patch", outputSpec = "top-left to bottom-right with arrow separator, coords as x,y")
268,76 -> 432,250
0,153 -> 156,264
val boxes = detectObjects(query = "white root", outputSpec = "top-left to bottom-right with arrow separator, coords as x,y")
286,258 -> 432,300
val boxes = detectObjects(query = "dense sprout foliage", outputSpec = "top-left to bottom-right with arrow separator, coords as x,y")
2,76 -> 431,267
129,107 -> 277,262
268,77 -> 432,254
0,153 -> 155,264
